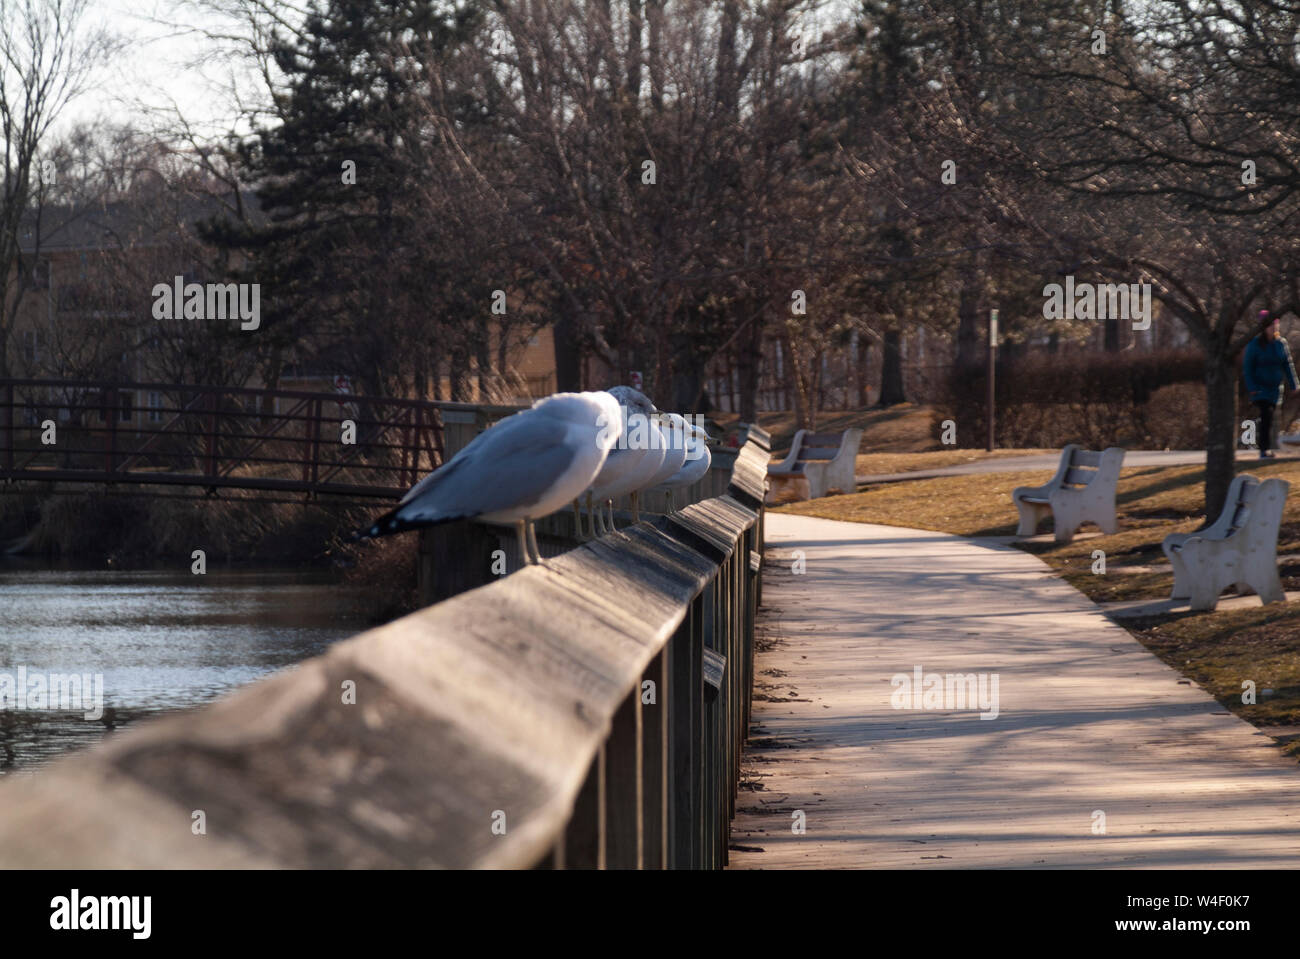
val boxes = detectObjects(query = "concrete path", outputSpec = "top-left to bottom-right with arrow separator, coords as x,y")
855,448 -> 1283,486
729,513 -> 1300,869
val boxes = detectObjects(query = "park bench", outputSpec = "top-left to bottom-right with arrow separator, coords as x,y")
1161,474 -> 1289,611
766,428 -> 863,503
1011,444 -> 1125,543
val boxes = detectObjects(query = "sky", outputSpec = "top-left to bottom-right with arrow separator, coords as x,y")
63,0 -> 266,139
66,0 -> 858,143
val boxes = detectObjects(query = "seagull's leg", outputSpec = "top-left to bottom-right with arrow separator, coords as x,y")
526,519 -> 542,565
587,491 -> 601,536
606,499 -> 616,531
631,490 -> 640,523
515,519 -> 529,568
572,499 -> 585,540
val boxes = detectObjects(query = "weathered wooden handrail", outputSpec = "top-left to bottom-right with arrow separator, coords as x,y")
0,429 -> 771,869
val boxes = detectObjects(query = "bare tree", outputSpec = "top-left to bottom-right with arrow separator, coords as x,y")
0,0 -> 118,376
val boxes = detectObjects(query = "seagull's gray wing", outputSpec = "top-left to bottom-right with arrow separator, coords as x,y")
395,412 -> 588,523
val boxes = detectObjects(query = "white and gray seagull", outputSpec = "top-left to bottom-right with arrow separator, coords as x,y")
577,386 -> 662,535
358,391 -> 622,565
653,422 -> 712,511
632,412 -> 688,517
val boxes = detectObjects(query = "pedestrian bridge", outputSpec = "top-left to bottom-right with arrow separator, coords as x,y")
0,378 -> 511,501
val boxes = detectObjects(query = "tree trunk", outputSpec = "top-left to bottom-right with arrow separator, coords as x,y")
476,324 -> 493,401
671,331 -> 707,413
856,333 -> 870,407
782,330 -> 807,429
878,328 -> 907,405
955,274 -> 982,370
1204,352 -> 1238,522
450,348 -> 469,402
1104,317 -> 1121,352
626,0 -> 642,96
496,324 -> 510,390
553,313 -> 582,392
737,324 -> 762,421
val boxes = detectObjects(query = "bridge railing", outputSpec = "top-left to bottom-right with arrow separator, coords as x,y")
0,379 -> 524,498
0,426 -> 772,869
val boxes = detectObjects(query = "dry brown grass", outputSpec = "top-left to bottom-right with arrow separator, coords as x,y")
775,466 -> 1050,536
853,449 -> 1056,475
713,403 -> 940,453
1125,604 -> 1300,730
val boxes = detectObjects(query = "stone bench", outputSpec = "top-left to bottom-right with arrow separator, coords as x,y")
766,428 -> 863,503
1162,473 -> 1289,611
1012,444 -> 1124,543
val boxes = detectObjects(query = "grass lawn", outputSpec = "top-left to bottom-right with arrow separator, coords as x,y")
775,453 -> 1300,744
853,448 -> 1055,476
713,403 -> 1050,474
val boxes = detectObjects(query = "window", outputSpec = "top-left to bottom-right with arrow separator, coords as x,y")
148,391 -> 162,423
20,329 -> 39,364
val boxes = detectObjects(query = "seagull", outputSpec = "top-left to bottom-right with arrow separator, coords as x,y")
582,441 -> 642,536
654,422 -> 712,511
632,412 -> 688,518
357,391 -> 621,566
577,386 -> 662,535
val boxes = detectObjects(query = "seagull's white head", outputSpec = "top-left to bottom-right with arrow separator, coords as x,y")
534,391 -> 623,452
606,385 -> 657,417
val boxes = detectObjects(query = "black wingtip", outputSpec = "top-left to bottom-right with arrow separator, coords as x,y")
354,506 -> 403,540
355,507 -> 455,540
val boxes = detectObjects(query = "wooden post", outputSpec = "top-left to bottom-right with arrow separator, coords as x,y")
642,649 -> 668,869
564,745 -> 606,869
701,581 -> 718,868
669,601 -> 703,868
604,692 -> 643,869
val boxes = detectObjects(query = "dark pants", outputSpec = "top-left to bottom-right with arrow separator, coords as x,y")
1256,400 -> 1277,452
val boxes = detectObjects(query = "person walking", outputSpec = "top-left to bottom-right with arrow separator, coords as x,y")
1243,310 -> 1299,459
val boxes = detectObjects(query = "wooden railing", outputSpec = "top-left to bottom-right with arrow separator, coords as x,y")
0,378 -> 522,499
0,426 -> 772,869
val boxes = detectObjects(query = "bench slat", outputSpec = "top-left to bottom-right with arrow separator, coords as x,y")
1064,467 -> 1096,486
798,447 -> 840,461
805,433 -> 844,446
1071,450 -> 1103,468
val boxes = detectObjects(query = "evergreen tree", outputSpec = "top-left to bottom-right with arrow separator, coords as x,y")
201,0 -> 482,398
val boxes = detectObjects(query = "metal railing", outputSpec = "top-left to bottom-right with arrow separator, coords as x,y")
0,378 -> 502,498
0,425 -> 772,869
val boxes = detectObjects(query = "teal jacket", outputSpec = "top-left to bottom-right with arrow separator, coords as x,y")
1244,335 -> 1299,405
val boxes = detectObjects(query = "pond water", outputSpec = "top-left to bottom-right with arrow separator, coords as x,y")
0,565 -> 372,776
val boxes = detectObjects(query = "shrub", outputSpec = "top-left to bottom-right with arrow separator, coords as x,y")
934,349 -> 1207,449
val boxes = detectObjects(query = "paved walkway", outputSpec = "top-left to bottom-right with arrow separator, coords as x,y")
855,448 -> 1282,486
729,513 -> 1300,869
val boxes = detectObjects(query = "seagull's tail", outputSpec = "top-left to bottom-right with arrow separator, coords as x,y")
352,505 -> 454,541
